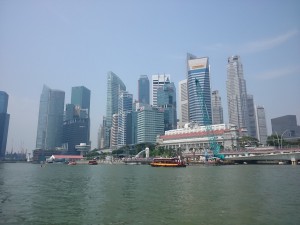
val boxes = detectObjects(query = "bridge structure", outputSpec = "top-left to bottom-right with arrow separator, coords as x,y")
122,148 -> 300,165
184,148 -> 300,165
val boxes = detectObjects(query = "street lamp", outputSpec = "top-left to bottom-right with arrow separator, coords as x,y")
280,129 -> 290,149
275,132 -> 280,148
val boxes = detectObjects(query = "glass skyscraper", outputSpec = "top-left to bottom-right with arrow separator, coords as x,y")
71,86 -> 91,115
226,55 -> 249,132
178,79 -> 188,128
157,82 -> 177,131
137,105 -> 164,144
105,71 -> 126,148
138,75 -> 150,104
62,86 -> 91,154
187,53 -> 212,125
247,94 -> 257,138
255,105 -> 268,145
117,91 -> 133,148
151,74 -> 170,107
211,90 -> 224,125
0,91 -> 10,159
36,85 -> 65,150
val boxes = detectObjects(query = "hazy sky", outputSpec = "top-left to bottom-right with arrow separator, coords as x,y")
1,0 -> 299,153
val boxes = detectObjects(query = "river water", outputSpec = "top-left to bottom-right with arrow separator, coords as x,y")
0,163 -> 300,225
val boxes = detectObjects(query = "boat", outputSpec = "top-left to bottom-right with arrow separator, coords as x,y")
88,160 -> 98,165
68,161 -> 77,165
150,157 -> 186,167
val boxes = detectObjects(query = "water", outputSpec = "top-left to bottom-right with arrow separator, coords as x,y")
1,163 -> 300,225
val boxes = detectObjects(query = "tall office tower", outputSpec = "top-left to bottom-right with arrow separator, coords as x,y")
98,117 -> 107,149
178,79 -> 188,128
137,105 -> 164,144
97,123 -> 103,149
187,53 -> 212,125
226,55 -> 249,132
62,86 -> 91,154
36,85 -> 65,150
138,75 -> 150,104
271,115 -> 300,138
0,91 -> 10,159
117,91 -> 133,148
105,71 -> 126,148
71,86 -> 91,115
255,105 -> 268,145
211,90 -> 224,125
247,95 -> 257,138
157,83 -> 177,131
110,114 -> 119,149
151,74 -> 170,107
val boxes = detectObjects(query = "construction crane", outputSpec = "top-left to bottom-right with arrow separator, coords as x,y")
195,78 -> 224,160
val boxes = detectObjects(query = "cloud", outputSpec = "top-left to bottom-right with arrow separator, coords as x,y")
255,65 -> 300,80
241,29 -> 299,54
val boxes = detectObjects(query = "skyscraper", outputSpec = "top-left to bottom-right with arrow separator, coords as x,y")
255,105 -> 268,145
187,53 -> 212,125
62,86 -> 91,154
271,115 -> 300,138
137,105 -> 164,144
157,83 -> 177,131
117,91 -> 133,148
138,75 -> 150,104
71,86 -> 91,115
151,74 -> 170,107
211,90 -> 224,125
0,91 -> 10,159
178,79 -> 188,128
247,94 -> 257,138
105,71 -> 126,148
36,85 -> 65,150
226,55 -> 249,132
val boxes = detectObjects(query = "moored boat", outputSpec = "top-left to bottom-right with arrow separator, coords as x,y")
150,157 -> 186,167
68,161 -> 77,165
88,160 -> 98,165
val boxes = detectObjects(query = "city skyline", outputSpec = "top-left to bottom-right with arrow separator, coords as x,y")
0,0 -> 299,152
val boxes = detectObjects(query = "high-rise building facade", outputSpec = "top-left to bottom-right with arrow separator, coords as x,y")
211,90 -> 224,125
255,105 -> 268,145
62,86 -> 91,154
157,83 -> 177,131
271,115 -> 300,138
117,91 -> 133,148
151,74 -> 170,107
71,86 -> 91,115
137,105 -> 164,144
36,85 -> 65,150
105,71 -> 126,148
178,79 -> 188,128
110,114 -> 119,149
187,54 -> 212,125
0,91 -> 10,159
226,55 -> 249,132
247,94 -> 257,138
138,75 -> 150,104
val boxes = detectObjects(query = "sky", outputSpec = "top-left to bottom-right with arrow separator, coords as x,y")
0,0 -> 299,153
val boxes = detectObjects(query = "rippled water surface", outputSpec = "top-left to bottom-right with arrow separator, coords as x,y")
1,163 -> 300,225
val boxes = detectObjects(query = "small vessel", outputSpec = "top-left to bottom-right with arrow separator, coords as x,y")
150,157 -> 186,167
88,160 -> 98,165
68,161 -> 77,166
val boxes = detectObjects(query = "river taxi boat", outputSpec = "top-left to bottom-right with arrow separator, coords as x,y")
88,160 -> 98,165
150,158 -> 186,167
68,161 -> 77,166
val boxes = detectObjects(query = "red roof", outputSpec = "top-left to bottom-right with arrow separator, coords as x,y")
160,129 -> 226,140
52,155 -> 83,159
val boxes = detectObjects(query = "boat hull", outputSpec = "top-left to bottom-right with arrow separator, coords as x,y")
150,163 -> 186,167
